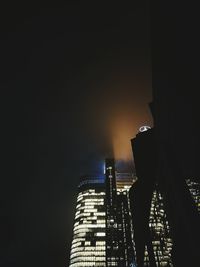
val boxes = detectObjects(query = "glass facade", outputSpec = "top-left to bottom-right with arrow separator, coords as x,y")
147,189 -> 173,267
186,179 -> 200,213
69,177 -> 106,267
115,191 -> 135,266
105,160 -> 136,267
105,159 -> 118,266
69,160 -> 136,266
116,173 -> 136,266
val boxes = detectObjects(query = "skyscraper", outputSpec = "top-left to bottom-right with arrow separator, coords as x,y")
116,172 -> 136,267
105,159 -> 136,267
105,159 -> 118,266
69,159 -> 136,267
69,175 -> 106,267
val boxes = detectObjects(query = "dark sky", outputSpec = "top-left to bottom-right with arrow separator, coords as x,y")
1,2 -> 152,267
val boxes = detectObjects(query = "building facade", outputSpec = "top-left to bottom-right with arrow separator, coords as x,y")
105,159 -> 136,267
116,172 -> 136,267
69,159 -> 136,267
69,175 -> 106,267
145,188 -> 173,266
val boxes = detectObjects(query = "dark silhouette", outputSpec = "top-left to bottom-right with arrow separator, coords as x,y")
129,1 -> 200,266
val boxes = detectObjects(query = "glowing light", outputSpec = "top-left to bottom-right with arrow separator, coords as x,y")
96,232 -> 106,236
139,125 -> 151,132
110,116 -> 139,161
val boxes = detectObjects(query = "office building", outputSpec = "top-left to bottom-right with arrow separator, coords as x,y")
69,175 -> 106,267
69,159 -> 136,267
105,159 -> 136,267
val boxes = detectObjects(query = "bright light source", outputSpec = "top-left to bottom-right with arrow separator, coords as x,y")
139,125 -> 151,132
96,232 -> 105,236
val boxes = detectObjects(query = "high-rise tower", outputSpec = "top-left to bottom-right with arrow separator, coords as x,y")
69,175 -> 106,267
69,159 -> 136,267
105,159 -> 136,267
105,159 -> 118,266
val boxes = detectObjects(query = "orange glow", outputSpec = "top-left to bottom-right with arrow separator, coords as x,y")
110,113 -> 152,161
111,117 -> 135,161
85,68 -> 153,162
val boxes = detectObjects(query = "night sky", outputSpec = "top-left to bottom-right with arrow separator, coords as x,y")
1,2 -> 152,267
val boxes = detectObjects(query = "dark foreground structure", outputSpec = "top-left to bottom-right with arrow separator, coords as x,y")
128,1 -> 200,266
152,2 -> 200,267
129,125 -> 200,267
129,129 -> 173,267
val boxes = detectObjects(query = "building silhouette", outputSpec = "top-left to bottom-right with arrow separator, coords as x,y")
129,128 -> 173,266
151,1 -> 200,266
129,116 -> 200,267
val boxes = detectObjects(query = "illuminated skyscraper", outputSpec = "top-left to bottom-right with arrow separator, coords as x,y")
69,160 -> 137,267
69,175 -> 106,267
105,159 -> 118,266
116,172 -> 136,267
105,159 -> 136,267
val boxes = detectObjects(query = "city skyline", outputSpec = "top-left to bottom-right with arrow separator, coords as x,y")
1,3 -> 152,265
2,2 -> 198,267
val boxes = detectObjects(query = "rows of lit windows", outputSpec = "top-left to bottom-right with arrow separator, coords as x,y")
71,245 -> 105,252
107,263 -> 118,266
74,224 -> 106,229
148,190 -> 173,266
70,251 -> 105,260
70,262 -> 105,267
70,245 -> 105,254
75,212 -> 105,219
84,246 -> 105,251
116,173 -> 135,193
69,187 -> 106,267
70,257 -> 106,264
71,238 -> 85,246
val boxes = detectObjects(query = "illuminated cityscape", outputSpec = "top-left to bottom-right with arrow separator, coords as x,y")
69,160 -> 137,267
2,2 -> 199,267
69,154 -> 200,267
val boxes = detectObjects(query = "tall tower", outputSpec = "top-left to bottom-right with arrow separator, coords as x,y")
69,175 -> 106,267
105,158 -> 118,266
105,159 -> 136,267
116,172 -> 136,266
69,159 -> 136,267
